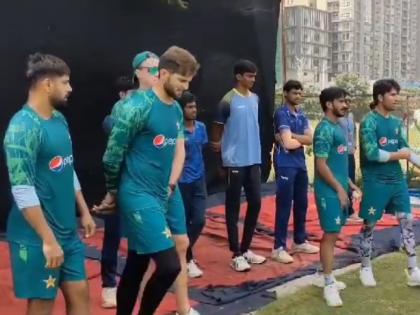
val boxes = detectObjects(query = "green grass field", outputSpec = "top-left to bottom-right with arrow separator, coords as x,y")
258,249 -> 420,315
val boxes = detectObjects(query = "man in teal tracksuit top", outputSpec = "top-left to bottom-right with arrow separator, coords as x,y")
95,46 -> 200,315
3,53 -> 96,315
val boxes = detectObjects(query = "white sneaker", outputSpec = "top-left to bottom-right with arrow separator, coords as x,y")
187,260 -> 203,278
292,241 -> 320,254
243,250 -> 266,264
231,255 -> 251,272
101,287 -> 117,308
360,267 -> 377,287
271,248 -> 294,264
313,272 -> 347,290
323,283 -> 343,307
176,307 -> 200,315
406,267 -> 420,287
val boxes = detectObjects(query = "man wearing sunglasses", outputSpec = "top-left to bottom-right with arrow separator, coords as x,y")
132,51 -> 160,90
99,51 -> 159,308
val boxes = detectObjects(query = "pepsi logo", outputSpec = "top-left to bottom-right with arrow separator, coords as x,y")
337,145 -> 347,155
379,137 -> 388,146
49,156 -> 64,172
48,155 -> 73,172
153,134 -> 177,149
153,135 -> 166,149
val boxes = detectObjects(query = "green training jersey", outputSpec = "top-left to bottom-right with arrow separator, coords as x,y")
313,117 -> 349,197
103,89 -> 184,200
359,111 -> 408,183
4,105 -> 77,245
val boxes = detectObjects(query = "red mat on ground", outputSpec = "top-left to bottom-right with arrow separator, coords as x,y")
1,193 -> 419,314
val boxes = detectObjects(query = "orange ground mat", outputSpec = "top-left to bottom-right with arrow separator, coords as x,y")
1,193 -> 419,314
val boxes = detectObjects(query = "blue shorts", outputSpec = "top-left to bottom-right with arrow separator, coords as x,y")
9,237 -> 86,299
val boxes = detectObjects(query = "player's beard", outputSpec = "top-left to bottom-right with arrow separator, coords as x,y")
332,106 -> 346,118
163,80 -> 180,99
50,93 -> 69,108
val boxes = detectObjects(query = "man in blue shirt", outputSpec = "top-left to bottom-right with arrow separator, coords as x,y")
272,80 -> 319,264
178,91 -> 208,279
211,59 -> 266,272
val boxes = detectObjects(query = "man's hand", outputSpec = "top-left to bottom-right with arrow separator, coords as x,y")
168,183 -> 176,198
351,186 -> 362,203
337,186 -> 349,209
210,141 -> 221,152
43,239 -> 64,269
398,148 -> 412,160
81,212 -> 96,238
92,192 -> 117,215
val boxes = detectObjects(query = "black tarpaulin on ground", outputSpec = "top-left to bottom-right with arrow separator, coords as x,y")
0,0 -> 280,230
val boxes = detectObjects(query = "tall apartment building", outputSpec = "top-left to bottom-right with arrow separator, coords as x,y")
416,1 -> 420,80
283,0 -> 331,88
371,0 -> 417,81
328,0 -> 372,79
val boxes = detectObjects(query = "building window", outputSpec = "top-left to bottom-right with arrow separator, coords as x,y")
313,59 -> 319,67
314,46 -> 320,55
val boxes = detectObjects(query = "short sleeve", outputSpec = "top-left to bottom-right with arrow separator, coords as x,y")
202,123 -> 208,145
4,113 -> 42,209
214,99 -> 230,124
176,104 -> 185,139
214,91 -> 234,124
103,98 -> 149,192
302,114 -> 310,131
314,123 -> 333,159
397,119 -> 409,149
274,109 -> 291,132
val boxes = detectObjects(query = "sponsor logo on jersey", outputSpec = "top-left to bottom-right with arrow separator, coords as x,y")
153,134 -> 176,149
379,137 -> 398,146
337,144 -> 347,155
49,155 -> 73,172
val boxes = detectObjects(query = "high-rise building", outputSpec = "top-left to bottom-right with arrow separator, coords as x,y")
283,1 -> 330,88
328,0 -> 372,79
371,0 -> 417,81
416,1 -> 420,81
284,0 -> 327,10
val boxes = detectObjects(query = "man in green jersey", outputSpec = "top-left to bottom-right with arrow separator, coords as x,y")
96,46 -> 200,315
359,79 -> 420,287
3,53 -> 96,315
99,52 -> 159,309
97,50 -> 200,314
314,87 -> 361,307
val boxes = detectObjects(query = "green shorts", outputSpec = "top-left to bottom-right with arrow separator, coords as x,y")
360,181 -> 410,224
118,184 -> 187,254
167,186 -> 187,236
315,194 -> 348,233
9,237 -> 86,300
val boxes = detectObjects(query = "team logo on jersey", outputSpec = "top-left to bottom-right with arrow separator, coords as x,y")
337,145 -> 347,155
153,135 -> 176,149
49,155 -> 73,172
